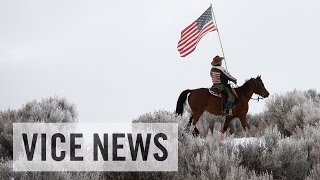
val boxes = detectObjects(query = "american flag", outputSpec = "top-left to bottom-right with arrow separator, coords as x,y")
177,6 -> 217,57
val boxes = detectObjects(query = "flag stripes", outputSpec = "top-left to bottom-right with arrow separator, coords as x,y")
177,6 -> 217,57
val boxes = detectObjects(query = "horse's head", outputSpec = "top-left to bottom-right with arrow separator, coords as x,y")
252,75 -> 269,98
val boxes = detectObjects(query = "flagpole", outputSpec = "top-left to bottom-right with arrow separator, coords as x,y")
210,4 -> 229,72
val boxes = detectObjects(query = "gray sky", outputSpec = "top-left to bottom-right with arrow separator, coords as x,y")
1,0 -> 319,122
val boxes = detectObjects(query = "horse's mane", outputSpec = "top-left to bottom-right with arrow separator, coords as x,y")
236,78 -> 255,91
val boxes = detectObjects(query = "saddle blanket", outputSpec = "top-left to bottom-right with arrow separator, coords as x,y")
208,88 -> 222,98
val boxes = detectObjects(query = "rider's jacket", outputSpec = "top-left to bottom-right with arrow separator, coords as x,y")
210,66 -> 236,85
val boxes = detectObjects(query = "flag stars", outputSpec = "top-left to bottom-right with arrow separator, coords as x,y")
196,7 -> 213,30
177,6 -> 217,57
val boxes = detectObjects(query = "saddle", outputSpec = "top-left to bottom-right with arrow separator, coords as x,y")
208,86 -> 238,116
208,87 -> 227,113
208,87 -> 223,98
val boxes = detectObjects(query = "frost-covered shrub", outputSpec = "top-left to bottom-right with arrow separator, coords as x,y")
238,142 -> 264,173
225,166 -> 273,180
2,91 -> 320,179
179,132 -> 239,179
264,89 -> 320,136
246,113 -> 269,137
277,139 -> 309,179
236,126 -> 311,179
14,172 -> 103,180
196,112 -> 225,137
0,165 -> 103,180
301,124 -> 320,167
306,163 -> 320,180
106,111 -> 275,179
0,158 -> 12,180
263,126 -> 282,151
0,97 -> 77,159
131,105 -> 320,179
17,97 -> 77,123
0,124 -> 13,159
260,136 -> 309,179
133,110 -> 178,123
0,96 -> 77,124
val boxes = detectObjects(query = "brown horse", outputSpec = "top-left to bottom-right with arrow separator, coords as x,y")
176,75 -> 269,136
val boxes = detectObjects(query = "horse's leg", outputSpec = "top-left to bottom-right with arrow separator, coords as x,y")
192,126 -> 199,137
187,89 -> 210,137
188,115 -> 193,127
239,115 -> 250,137
191,113 -> 202,137
221,116 -> 233,134
239,115 -> 250,131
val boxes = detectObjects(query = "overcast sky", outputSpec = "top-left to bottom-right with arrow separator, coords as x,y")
1,0 -> 319,123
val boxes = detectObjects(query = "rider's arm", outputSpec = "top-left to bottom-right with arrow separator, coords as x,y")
220,69 -> 237,83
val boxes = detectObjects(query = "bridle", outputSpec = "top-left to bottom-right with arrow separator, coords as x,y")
230,78 -> 267,102
251,95 -> 264,102
250,78 -> 267,102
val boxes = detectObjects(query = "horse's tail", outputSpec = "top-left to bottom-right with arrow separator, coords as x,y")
175,89 -> 192,115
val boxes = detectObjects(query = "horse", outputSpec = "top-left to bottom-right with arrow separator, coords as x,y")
175,75 -> 269,136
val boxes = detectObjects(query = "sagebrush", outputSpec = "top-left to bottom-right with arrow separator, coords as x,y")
1,90 -> 320,179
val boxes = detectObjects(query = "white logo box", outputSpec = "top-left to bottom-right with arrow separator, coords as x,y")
13,123 -> 178,171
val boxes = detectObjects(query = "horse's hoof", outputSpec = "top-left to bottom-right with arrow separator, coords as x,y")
192,131 -> 198,137
220,132 -> 226,139
192,132 -> 196,137
192,129 -> 200,137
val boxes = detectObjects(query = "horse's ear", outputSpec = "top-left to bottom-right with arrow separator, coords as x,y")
257,75 -> 261,78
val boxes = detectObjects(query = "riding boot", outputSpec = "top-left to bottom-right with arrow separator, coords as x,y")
223,101 -> 234,115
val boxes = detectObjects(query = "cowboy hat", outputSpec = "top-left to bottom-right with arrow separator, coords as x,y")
211,55 -> 224,66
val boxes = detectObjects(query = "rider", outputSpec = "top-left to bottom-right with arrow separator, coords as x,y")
210,55 -> 237,115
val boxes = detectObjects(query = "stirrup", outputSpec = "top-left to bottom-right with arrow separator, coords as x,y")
222,109 -> 233,116
222,110 -> 228,116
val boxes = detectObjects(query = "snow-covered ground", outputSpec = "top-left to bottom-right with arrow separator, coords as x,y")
224,137 -> 261,146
